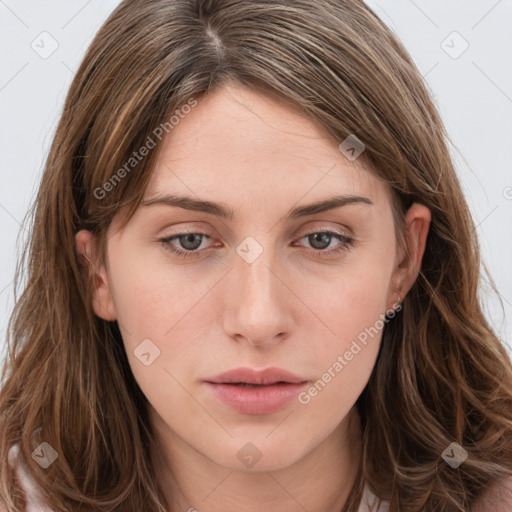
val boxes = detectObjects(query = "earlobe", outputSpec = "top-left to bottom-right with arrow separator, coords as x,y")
75,230 -> 118,321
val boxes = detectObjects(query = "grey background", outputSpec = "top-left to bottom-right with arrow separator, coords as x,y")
1,1 -> 511,361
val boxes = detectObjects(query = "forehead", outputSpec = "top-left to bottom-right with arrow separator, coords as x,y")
144,84 -> 387,208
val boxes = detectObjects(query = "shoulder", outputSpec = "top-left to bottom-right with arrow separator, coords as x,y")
472,476 -> 512,512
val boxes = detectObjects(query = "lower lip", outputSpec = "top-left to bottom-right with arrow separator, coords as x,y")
205,382 -> 308,415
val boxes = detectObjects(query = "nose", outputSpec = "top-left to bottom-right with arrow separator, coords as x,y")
222,244 -> 294,349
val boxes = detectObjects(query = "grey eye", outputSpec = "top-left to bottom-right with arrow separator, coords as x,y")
176,233 -> 205,251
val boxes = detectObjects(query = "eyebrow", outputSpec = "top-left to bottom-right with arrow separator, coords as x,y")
140,193 -> 373,220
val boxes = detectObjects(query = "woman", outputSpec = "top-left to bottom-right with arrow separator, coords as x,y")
1,1 -> 511,511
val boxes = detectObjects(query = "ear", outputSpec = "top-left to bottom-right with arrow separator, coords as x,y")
388,202 -> 431,308
75,229 -> 117,321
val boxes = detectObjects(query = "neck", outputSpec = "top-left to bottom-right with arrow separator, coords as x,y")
150,406 -> 364,512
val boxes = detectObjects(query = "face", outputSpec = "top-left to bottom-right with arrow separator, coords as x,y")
76,83 -> 430,473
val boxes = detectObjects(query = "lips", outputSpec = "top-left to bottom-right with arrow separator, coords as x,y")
204,367 -> 309,415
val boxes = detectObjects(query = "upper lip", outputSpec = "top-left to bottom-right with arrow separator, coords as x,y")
205,367 -> 308,385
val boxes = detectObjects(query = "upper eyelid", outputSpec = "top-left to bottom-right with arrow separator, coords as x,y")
301,227 -> 351,236
162,226 -> 351,237
160,220 -> 353,236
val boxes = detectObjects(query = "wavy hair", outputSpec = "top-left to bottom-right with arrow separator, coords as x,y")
1,0 -> 512,510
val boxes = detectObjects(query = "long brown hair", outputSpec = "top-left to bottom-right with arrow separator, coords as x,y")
1,1 -> 511,510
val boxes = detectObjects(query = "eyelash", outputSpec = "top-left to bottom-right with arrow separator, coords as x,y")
158,229 -> 355,260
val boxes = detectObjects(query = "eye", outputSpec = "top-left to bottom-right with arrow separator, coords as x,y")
158,228 -> 355,260
159,231 -> 215,259
293,230 -> 355,258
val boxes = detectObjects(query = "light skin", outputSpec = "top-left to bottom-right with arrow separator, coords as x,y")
76,83 -> 431,512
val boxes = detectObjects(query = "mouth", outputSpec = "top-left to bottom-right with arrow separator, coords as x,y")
203,367 -> 309,414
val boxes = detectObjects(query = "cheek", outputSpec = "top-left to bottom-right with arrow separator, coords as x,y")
295,278 -> 387,412
294,254 -> 392,397
108,246 -> 208,339
303,255 -> 392,342
107,258 -> 217,392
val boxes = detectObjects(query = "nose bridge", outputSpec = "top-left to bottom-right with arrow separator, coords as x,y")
223,234 -> 291,345
235,235 -> 279,309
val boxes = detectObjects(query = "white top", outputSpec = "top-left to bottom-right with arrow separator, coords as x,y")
358,481 -> 390,512
5,444 -> 54,512
5,443 -> 390,512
